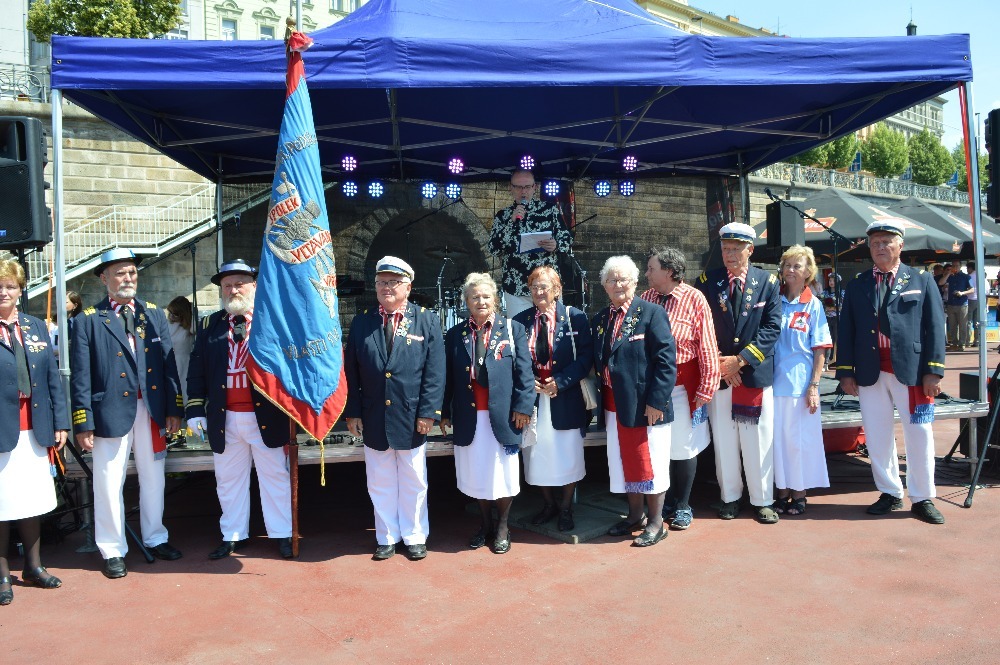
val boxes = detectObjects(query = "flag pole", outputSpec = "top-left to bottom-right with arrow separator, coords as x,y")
289,421 -> 300,557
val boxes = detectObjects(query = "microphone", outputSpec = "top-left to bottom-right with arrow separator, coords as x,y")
514,198 -> 528,222
764,188 -> 777,201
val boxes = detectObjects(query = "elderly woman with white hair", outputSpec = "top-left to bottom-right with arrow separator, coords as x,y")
441,273 -> 534,554
772,245 -> 832,516
592,256 -> 676,547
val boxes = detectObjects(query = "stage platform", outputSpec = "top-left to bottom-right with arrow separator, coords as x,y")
61,374 -> 989,478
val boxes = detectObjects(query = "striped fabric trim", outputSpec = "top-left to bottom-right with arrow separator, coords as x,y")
745,344 -> 765,363
72,409 -> 88,424
187,398 -> 205,407
927,362 -> 946,369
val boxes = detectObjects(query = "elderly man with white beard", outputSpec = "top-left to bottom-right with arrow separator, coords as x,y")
187,260 -> 295,559
70,249 -> 185,579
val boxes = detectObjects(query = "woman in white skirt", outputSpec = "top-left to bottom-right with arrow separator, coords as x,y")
0,258 -> 70,606
772,245 -> 832,516
514,267 -> 592,532
441,274 -> 534,554
592,256 -> 677,547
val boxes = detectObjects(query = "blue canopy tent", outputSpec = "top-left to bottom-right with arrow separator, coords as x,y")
49,0 -> 974,183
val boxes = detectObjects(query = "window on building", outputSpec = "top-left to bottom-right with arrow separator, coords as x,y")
180,0 -> 189,15
222,18 -> 237,41
260,25 -> 275,40
166,28 -> 189,39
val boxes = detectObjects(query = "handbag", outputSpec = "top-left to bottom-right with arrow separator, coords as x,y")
566,310 -> 600,411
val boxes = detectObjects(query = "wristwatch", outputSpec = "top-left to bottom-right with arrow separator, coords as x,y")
736,356 -> 748,368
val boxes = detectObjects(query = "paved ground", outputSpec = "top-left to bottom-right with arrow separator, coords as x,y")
3,348 -> 999,664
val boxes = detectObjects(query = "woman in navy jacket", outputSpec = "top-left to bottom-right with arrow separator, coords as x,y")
0,258 -> 70,605
592,256 -> 676,547
513,266 -> 593,532
441,273 -> 534,554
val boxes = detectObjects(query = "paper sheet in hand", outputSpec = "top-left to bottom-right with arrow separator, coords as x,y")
518,231 -> 553,254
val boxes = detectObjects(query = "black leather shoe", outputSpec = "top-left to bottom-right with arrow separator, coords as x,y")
632,526 -> 668,547
469,527 -> 492,550
531,504 -> 559,525
102,557 -> 127,579
0,576 -> 12,605
607,516 -> 647,537
407,544 -> 428,560
208,540 -> 248,560
911,500 -> 945,524
150,543 -> 183,561
278,537 -> 294,559
557,509 -> 575,532
373,544 -> 395,560
21,567 -> 62,589
866,493 -> 904,515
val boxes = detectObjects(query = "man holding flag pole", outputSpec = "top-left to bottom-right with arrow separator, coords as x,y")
244,24 -> 350,556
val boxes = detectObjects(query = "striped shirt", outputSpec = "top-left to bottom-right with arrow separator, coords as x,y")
528,307 -> 556,370
227,311 -> 253,411
641,284 -> 720,402
601,297 -> 633,387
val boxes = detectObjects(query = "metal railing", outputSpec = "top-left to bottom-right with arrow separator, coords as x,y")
0,62 -> 50,103
751,162 -> 970,204
26,182 -> 271,295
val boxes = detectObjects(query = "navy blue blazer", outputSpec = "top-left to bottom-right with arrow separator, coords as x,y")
591,297 -> 676,428
344,302 -> 446,451
697,265 -> 781,389
513,302 -> 592,433
834,265 -> 946,387
70,296 -> 183,437
442,314 -> 535,449
185,310 -> 293,454
0,314 -> 70,453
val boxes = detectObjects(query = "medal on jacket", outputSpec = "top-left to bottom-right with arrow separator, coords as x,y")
137,312 -> 147,339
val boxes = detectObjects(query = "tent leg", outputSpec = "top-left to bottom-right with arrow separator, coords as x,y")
737,153 -> 749,223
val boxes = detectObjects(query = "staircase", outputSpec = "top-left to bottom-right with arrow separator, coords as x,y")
25,183 -> 273,300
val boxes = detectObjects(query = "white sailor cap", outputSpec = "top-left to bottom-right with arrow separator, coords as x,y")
94,248 -> 141,276
375,256 -> 414,282
866,219 -> 905,238
212,259 -> 258,285
719,222 -> 757,243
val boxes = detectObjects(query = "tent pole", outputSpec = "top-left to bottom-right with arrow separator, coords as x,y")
961,81 -> 986,480
52,90 -> 70,402
296,0 -> 302,31
737,153 -> 749,223
216,157 -> 223,265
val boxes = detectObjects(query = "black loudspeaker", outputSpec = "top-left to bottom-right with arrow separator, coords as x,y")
0,116 -> 51,249
765,201 -> 804,248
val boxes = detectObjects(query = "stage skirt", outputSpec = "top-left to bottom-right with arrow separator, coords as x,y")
604,410 -> 671,495
0,430 -> 57,521
522,394 -> 586,487
773,395 -> 830,491
454,411 -> 521,500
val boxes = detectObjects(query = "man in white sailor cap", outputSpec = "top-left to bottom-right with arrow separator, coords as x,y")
70,248 -> 185,579
834,220 -> 947,524
187,260 -> 295,559
345,256 -> 445,560
696,223 -> 782,524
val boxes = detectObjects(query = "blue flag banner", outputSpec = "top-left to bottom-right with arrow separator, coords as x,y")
247,31 -> 347,440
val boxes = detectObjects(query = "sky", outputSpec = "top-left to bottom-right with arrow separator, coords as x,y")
688,0 -> 999,152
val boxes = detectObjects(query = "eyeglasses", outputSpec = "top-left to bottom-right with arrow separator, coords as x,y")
375,279 -> 406,289
530,284 -> 554,292
511,183 -> 536,191
604,278 -> 633,286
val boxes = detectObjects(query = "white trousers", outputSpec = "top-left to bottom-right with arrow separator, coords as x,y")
364,445 -> 429,546
92,398 -> 167,559
213,411 -> 292,541
707,385 -> 775,506
857,372 -> 936,503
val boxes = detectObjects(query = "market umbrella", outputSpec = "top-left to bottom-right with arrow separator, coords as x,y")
756,187 -> 961,256
887,196 -> 1000,257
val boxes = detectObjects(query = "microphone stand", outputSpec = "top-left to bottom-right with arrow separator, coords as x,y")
560,213 -> 597,313
436,254 -> 453,330
396,197 -> 465,233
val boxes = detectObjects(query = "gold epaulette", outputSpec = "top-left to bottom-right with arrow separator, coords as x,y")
698,272 -> 708,283
363,308 -> 370,314
146,301 -> 157,308
918,268 -> 926,274
82,307 -> 97,316
768,273 -> 778,284
200,315 -> 211,329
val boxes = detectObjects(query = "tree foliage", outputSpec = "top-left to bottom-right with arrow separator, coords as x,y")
951,142 -> 989,193
27,0 -> 182,42
907,129 -> 953,186
860,123 -> 909,178
785,134 -> 859,170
